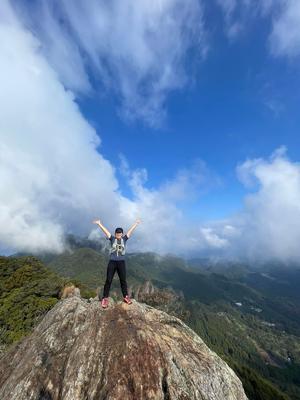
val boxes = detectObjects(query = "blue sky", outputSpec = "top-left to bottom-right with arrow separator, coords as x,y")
77,0 -> 300,221
1,0 -> 300,260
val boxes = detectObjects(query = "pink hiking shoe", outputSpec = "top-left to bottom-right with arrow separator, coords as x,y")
123,295 -> 132,304
101,297 -> 109,308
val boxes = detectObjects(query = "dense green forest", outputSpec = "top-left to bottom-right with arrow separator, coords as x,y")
2,238 -> 300,399
0,255 -> 95,350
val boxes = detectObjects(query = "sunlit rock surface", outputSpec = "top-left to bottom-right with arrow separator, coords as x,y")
0,293 -> 248,400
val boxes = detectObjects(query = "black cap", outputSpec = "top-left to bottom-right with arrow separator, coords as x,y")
115,227 -> 123,233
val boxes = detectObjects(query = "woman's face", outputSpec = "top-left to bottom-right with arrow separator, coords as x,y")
115,232 -> 123,239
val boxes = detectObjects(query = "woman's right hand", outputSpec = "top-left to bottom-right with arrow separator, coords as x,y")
92,219 -> 101,225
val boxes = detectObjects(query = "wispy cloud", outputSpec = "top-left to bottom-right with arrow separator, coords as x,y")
215,0 -> 257,39
216,0 -> 300,59
269,0 -> 300,58
13,0 -> 206,126
215,0 -> 242,39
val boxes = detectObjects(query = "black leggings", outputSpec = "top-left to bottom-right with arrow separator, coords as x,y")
102,260 -> 128,299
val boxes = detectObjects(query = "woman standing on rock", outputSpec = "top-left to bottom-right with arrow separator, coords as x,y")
92,218 -> 141,308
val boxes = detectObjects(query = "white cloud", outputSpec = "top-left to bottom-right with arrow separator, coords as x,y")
111,154 -> 217,255
0,1 -> 213,256
216,0 -> 300,59
2,1 -> 300,263
236,147 -> 300,261
0,1 -> 123,254
198,147 -> 300,262
13,0 -> 206,126
2,19 -> 300,262
269,0 -> 300,58
199,227 -> 230,249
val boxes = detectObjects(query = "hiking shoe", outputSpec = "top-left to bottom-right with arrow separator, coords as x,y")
101,297 -> 109,308
123,295 -> 132,304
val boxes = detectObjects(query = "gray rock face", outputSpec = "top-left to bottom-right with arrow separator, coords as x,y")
0,294 -> 248,400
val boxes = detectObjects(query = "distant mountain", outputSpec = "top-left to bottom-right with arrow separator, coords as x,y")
187,257 -> 251,278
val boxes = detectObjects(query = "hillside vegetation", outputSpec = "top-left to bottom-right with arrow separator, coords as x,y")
5,237 -> 300,399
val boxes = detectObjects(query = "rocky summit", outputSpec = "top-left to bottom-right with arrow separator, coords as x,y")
0,291 -> 248,400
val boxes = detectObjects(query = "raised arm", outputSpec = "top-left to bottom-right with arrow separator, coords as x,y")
92,219 -> 111,238
126,218 -> 141,238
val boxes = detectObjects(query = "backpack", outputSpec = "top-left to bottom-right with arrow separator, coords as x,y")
109,237 -> 126,256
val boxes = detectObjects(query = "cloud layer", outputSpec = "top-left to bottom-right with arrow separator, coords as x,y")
14,0 -> 206,126
1,0 -> 300,263
198,147 -> 300,263
0,0 -> 121,253
0,0 -> 211,256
